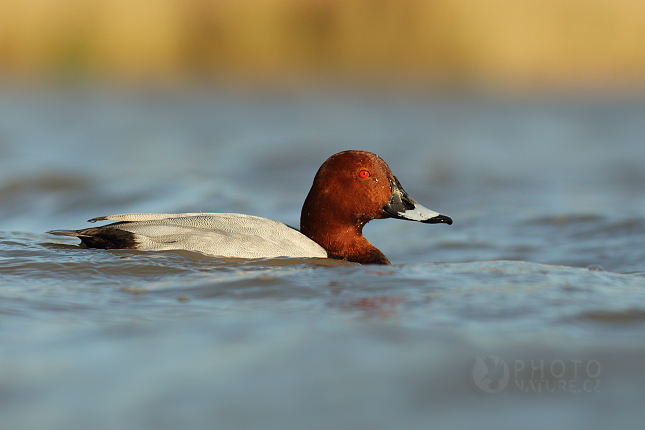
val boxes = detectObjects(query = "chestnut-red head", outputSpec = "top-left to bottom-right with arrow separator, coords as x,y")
300,150 -> 451,265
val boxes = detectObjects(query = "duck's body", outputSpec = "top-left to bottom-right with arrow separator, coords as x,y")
51,213 -> 327,259
48,150 -> 452,265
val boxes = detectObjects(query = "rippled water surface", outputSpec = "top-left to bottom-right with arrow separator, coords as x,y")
1,88 -> 645,429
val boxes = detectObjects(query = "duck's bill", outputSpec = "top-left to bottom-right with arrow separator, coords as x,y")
382,176 -> 453,225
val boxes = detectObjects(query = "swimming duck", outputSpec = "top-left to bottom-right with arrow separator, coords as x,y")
47,150 -> 452,264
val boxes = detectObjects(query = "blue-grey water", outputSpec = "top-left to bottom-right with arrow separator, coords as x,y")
1,87 -> 645,429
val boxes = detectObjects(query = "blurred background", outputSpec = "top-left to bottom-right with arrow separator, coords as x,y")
1,0 -> 644,93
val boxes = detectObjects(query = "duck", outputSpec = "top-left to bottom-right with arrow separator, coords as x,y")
47,150 -> 452,265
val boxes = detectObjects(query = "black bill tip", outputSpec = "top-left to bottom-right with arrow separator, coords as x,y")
423,214 -> 453,225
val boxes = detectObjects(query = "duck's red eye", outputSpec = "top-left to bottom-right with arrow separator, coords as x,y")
359,169 -> 370,178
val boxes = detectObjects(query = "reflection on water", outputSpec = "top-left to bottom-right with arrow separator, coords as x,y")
1,89 -> 645,429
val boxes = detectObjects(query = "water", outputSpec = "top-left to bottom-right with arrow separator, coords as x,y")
1,87 -> 645,429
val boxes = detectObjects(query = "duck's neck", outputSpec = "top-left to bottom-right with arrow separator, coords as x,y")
301,217 -> 390,265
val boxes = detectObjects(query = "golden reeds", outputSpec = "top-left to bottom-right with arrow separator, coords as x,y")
1,0 -> 644,91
